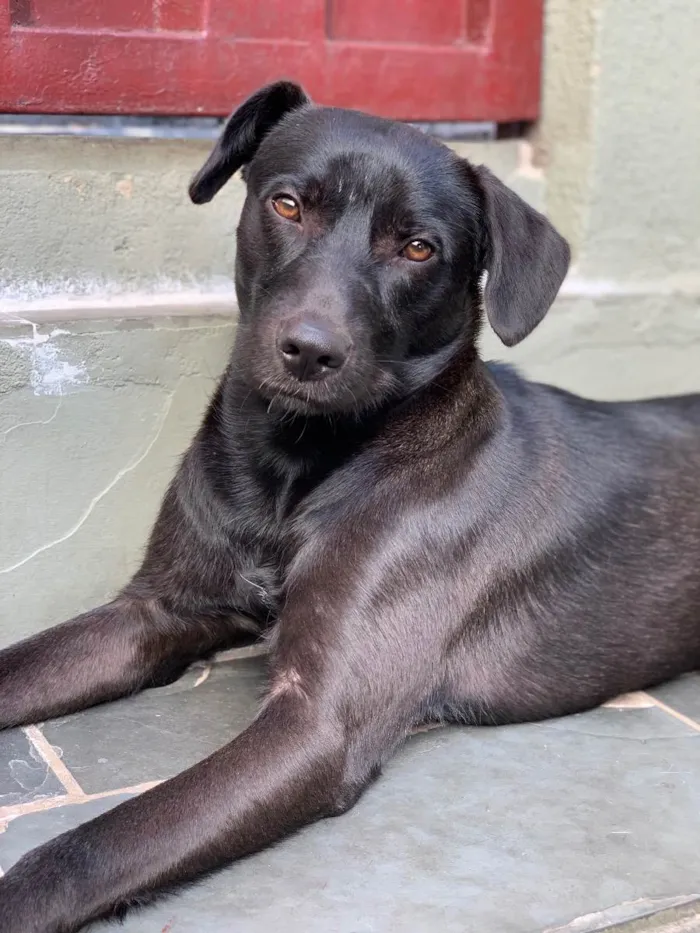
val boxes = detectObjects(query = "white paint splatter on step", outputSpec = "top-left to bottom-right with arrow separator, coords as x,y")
1,321 -> 88,396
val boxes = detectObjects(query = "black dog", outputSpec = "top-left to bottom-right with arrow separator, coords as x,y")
1,81 -> 699,933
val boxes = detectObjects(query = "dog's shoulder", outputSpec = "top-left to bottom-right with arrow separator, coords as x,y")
484,360 -> 526,394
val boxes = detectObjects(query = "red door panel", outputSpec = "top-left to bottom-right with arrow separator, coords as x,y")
330,0 -> 465,45
0,0 -> 543,121
16,0 -> 154,31
209,0 -> 326,41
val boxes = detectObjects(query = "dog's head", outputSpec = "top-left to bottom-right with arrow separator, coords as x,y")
190,82 -> 569,416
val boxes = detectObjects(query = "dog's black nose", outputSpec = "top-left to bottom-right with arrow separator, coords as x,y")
278,322 -> 349,382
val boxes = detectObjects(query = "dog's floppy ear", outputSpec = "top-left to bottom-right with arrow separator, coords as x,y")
189,81 -> 310,205
475,165 -> 570,347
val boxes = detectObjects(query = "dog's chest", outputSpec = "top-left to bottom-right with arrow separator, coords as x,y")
235,561 -> 284,623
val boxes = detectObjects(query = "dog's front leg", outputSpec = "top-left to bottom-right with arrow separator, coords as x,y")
0,446 -> 268,729
0,693 -> 350,932
0,596 -> 256,729
0,602 -> 419,933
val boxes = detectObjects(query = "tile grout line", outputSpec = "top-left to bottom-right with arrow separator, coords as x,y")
0,780 -> 161,829
641,693 -> 700,733
0,648 -> 266,832
4,683 -> 689,835
23,725 -> 85,797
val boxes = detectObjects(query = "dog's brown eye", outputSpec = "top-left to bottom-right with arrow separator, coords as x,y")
272,195 -> 301,222
402,240 -> 434,262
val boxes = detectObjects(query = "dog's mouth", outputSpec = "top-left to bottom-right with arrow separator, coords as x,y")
254,367 -> 399,417
257,376 -> 364,416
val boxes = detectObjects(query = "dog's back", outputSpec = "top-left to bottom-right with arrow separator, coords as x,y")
438,365 -> 700,723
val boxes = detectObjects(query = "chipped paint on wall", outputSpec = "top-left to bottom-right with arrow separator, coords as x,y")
0,322 -> 88,396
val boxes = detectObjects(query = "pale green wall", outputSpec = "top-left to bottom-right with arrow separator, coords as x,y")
0,318 -> 235,643
542,0 -> 700,285
0,135 -> 241,302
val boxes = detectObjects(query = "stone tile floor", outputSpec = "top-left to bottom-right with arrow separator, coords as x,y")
2,646 -> 700,933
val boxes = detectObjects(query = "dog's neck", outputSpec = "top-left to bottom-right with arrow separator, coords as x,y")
220,333 -> 492,471
190,336 -> 498,539
222,373 -> 388,472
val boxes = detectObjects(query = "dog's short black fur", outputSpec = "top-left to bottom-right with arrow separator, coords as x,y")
1,82 -> 699,932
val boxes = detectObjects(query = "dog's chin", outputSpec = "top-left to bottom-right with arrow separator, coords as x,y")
253,370 -> 398,419
259,383 -> 366,418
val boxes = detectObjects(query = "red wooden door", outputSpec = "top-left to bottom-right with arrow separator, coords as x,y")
0,0 -> 543,121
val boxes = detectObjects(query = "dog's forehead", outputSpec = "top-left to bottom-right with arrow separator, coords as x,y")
256,106 -> 463,207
